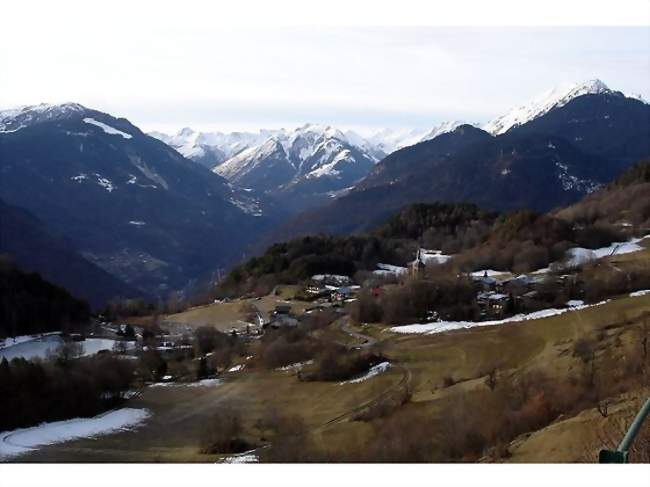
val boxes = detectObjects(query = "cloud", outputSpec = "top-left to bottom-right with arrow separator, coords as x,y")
1,23 -> 648,133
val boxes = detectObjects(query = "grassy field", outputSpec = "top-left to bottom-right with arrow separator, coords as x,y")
162,294 -> 315,332
13,290 -> 650,463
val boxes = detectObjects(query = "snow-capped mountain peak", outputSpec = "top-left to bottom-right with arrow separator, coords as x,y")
483,79 -> 614,135
0,102 -> 88,133
212,124 -> 377,197
420,120 -> 466,142
149,128 -> 275,168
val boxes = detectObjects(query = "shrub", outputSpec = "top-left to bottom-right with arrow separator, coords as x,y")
199,404 -> 251,454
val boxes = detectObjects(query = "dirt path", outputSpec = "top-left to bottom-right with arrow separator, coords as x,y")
336,317 -> 378,349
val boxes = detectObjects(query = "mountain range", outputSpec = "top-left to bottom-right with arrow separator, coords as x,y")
272,80 -> 650,238
150,121 -> 467,212
1,78 -> 647,306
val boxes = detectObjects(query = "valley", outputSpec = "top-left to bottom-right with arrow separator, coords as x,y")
1,79 -> 649,465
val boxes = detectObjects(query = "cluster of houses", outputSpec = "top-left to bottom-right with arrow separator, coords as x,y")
471,269 -> 581,319
305,274 -> 360,303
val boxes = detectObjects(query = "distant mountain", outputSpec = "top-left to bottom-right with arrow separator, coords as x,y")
149,127 -> 275,168
0,103 -> 282,297
276,82 -> 650,238
361,121 -> 467,155
151,121 -> 467,213
0,199 -> 136,308
213,124 -> 378,212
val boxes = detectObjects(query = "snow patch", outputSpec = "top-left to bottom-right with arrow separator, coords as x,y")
149,378 -> 223,388
565,234 -> 649,267
95,174 -> 115,192
0,408 -> 150,460
374,263 -> 408,276
630,290 -> 650,297
390,301 -> 609,335
340,362 -> 391,385
276,360 -> 313,372
420,249 -> 452,265
220,449 -> 259,463
83,118 -> 132,139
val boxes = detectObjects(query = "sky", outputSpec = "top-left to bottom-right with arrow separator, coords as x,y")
1,3 -> 649,135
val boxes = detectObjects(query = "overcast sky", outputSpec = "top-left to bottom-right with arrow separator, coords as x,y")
1,20 -> 648,134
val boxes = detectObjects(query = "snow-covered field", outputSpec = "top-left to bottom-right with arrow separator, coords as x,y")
0,335 -> 129,362
276,360 -> 313,372
470,269 -> 505,277
565,234 -> 649,267
220,449 -> 259,463
0,408 -> 150,460
374,263 -> 408,276
0,332 -> 60,350
148,378 -> 223,388
630,289 -> 650,297
339,361 -> 391,385
390,301 -> 611,336
420,249 -> 452,265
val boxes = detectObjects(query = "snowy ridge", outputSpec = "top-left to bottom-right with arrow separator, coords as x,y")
213,123 -> 377,192
420,121 -> 466,143
364,127 -> 430,155
0,102 -> 86,133
149,127 -> 274,164
483,79 -> 615,135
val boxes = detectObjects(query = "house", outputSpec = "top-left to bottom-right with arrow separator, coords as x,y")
265,315 -> 299,329
335,286 -> 353,300
477,291 -> 511,318
274,304 -> 292,315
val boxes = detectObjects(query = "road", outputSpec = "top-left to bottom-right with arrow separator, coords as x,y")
337,317 -> 378,350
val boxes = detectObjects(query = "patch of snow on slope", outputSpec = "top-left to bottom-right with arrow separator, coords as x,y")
0,408 -> 150,459
555,162 -> 601,193
276,360 -> 314,372
565,234 -> 649,267
630,290 -> 650,297
228,195 -> 264,217
220,449 -> 259,463
83,117 -> 132,139
390,300 -> 609,335
95,175 -> 115,192
340,362 -> 391,385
